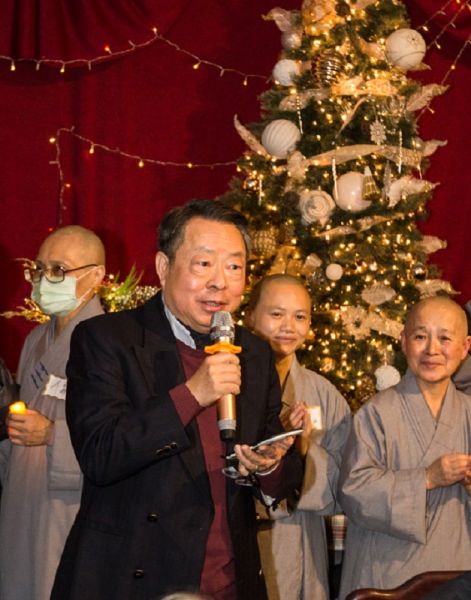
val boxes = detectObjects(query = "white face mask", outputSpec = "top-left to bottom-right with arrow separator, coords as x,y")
31,270 -> 96,317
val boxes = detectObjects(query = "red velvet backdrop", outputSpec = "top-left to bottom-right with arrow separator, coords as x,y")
1,0 -> 470,371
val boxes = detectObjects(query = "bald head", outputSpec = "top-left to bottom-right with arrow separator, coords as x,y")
248,274 -> 311,313
404,297 -> 468,338
40,225 -> 105,266
401,296 -> 471,388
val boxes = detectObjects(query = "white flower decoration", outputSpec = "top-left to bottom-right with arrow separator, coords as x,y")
361,284 -> 396,306
299,189 -> 335,227
338,306 -> 371,340
387,175 -> 436,207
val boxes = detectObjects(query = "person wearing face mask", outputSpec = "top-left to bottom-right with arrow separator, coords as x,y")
245,274 -> 351,600
0,225 -> 105,600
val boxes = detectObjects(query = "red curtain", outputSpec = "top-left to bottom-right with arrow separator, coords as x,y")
1,0 -> 470,371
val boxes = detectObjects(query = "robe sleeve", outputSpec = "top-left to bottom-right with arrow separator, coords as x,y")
297,380 -> 351,514
338,400 -> 428,544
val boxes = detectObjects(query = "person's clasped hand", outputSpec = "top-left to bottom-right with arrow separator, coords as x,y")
7,408 -> 54,446
426,453 -> 471,491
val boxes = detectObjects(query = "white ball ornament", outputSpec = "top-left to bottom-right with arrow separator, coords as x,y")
272,59 -> 301,86
375,365 -> 401,391
261,119 -> 301,159
333,171 -> 371,212
385,28 -> 426,70
325,263 -> 343,281
281,30 -> 302,49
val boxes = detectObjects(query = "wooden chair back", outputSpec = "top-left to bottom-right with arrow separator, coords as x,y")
345,571 -> 466,599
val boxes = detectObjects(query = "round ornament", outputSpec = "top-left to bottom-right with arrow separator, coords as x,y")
333,171 -> 371,212
326,263 -> 343,281
385,28 -> 426,70
281,29 -> 303,49
252,228 -> 278,258
272,59 -> 301,86
412,262 -> 427,281
261,119 -> 301,159
312,49 -> 344,87
375,365 -> 401,391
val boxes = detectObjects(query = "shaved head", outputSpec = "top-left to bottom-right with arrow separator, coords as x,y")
404,297 -> 468,338
40,225 -> 105,266
248,274 -> 311,313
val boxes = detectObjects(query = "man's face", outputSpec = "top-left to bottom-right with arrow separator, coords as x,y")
155,217 -> 246,333
36,233 -> 98,299
401,301 -> 471,388
248,281 -> 311,359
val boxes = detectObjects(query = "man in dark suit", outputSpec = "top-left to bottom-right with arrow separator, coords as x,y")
52,200 -> 303,600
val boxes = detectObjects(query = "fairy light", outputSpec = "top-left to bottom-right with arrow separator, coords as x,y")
50,126 -> 239,226
2,30 -> 161,71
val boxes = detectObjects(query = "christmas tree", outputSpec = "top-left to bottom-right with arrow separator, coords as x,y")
220,0 -> 456,410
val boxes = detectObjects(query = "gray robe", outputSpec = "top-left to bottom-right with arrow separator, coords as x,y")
0,296 -> 103,600
257,357 -> 351,600
338,371 -> 471,600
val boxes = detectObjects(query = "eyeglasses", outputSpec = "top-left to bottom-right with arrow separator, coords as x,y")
24,263 -> 98,284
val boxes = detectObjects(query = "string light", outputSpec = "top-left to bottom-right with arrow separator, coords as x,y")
50,126 -> 239,226
153,31 -> 267,83
1,28 -> 268,85
424,0 -> 470,51
1,30 -> 161,70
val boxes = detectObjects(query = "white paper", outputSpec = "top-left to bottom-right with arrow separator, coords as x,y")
43,374 -> 67,400
308,406 -> 323,430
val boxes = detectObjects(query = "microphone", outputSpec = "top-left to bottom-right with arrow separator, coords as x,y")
209,311 -> 237,442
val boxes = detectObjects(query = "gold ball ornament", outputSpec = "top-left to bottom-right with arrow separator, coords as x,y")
312,49 -> 344,87
412,262 -> 427,281
252,228 -> 278,258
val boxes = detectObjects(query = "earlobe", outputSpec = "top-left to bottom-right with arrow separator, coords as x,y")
155,252 -> 169,286
94,265 -> 106,285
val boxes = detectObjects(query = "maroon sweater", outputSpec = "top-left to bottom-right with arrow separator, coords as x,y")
170,341 -> 282,599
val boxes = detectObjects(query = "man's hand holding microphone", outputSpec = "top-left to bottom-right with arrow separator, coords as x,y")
185,310 -> 291,477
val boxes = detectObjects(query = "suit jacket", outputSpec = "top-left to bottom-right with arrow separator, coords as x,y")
52,292 -> 303,600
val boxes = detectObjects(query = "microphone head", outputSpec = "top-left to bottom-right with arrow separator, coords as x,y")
210,311 -> 235,343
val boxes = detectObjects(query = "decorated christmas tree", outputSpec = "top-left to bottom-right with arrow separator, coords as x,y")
220,0 -> 456,410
